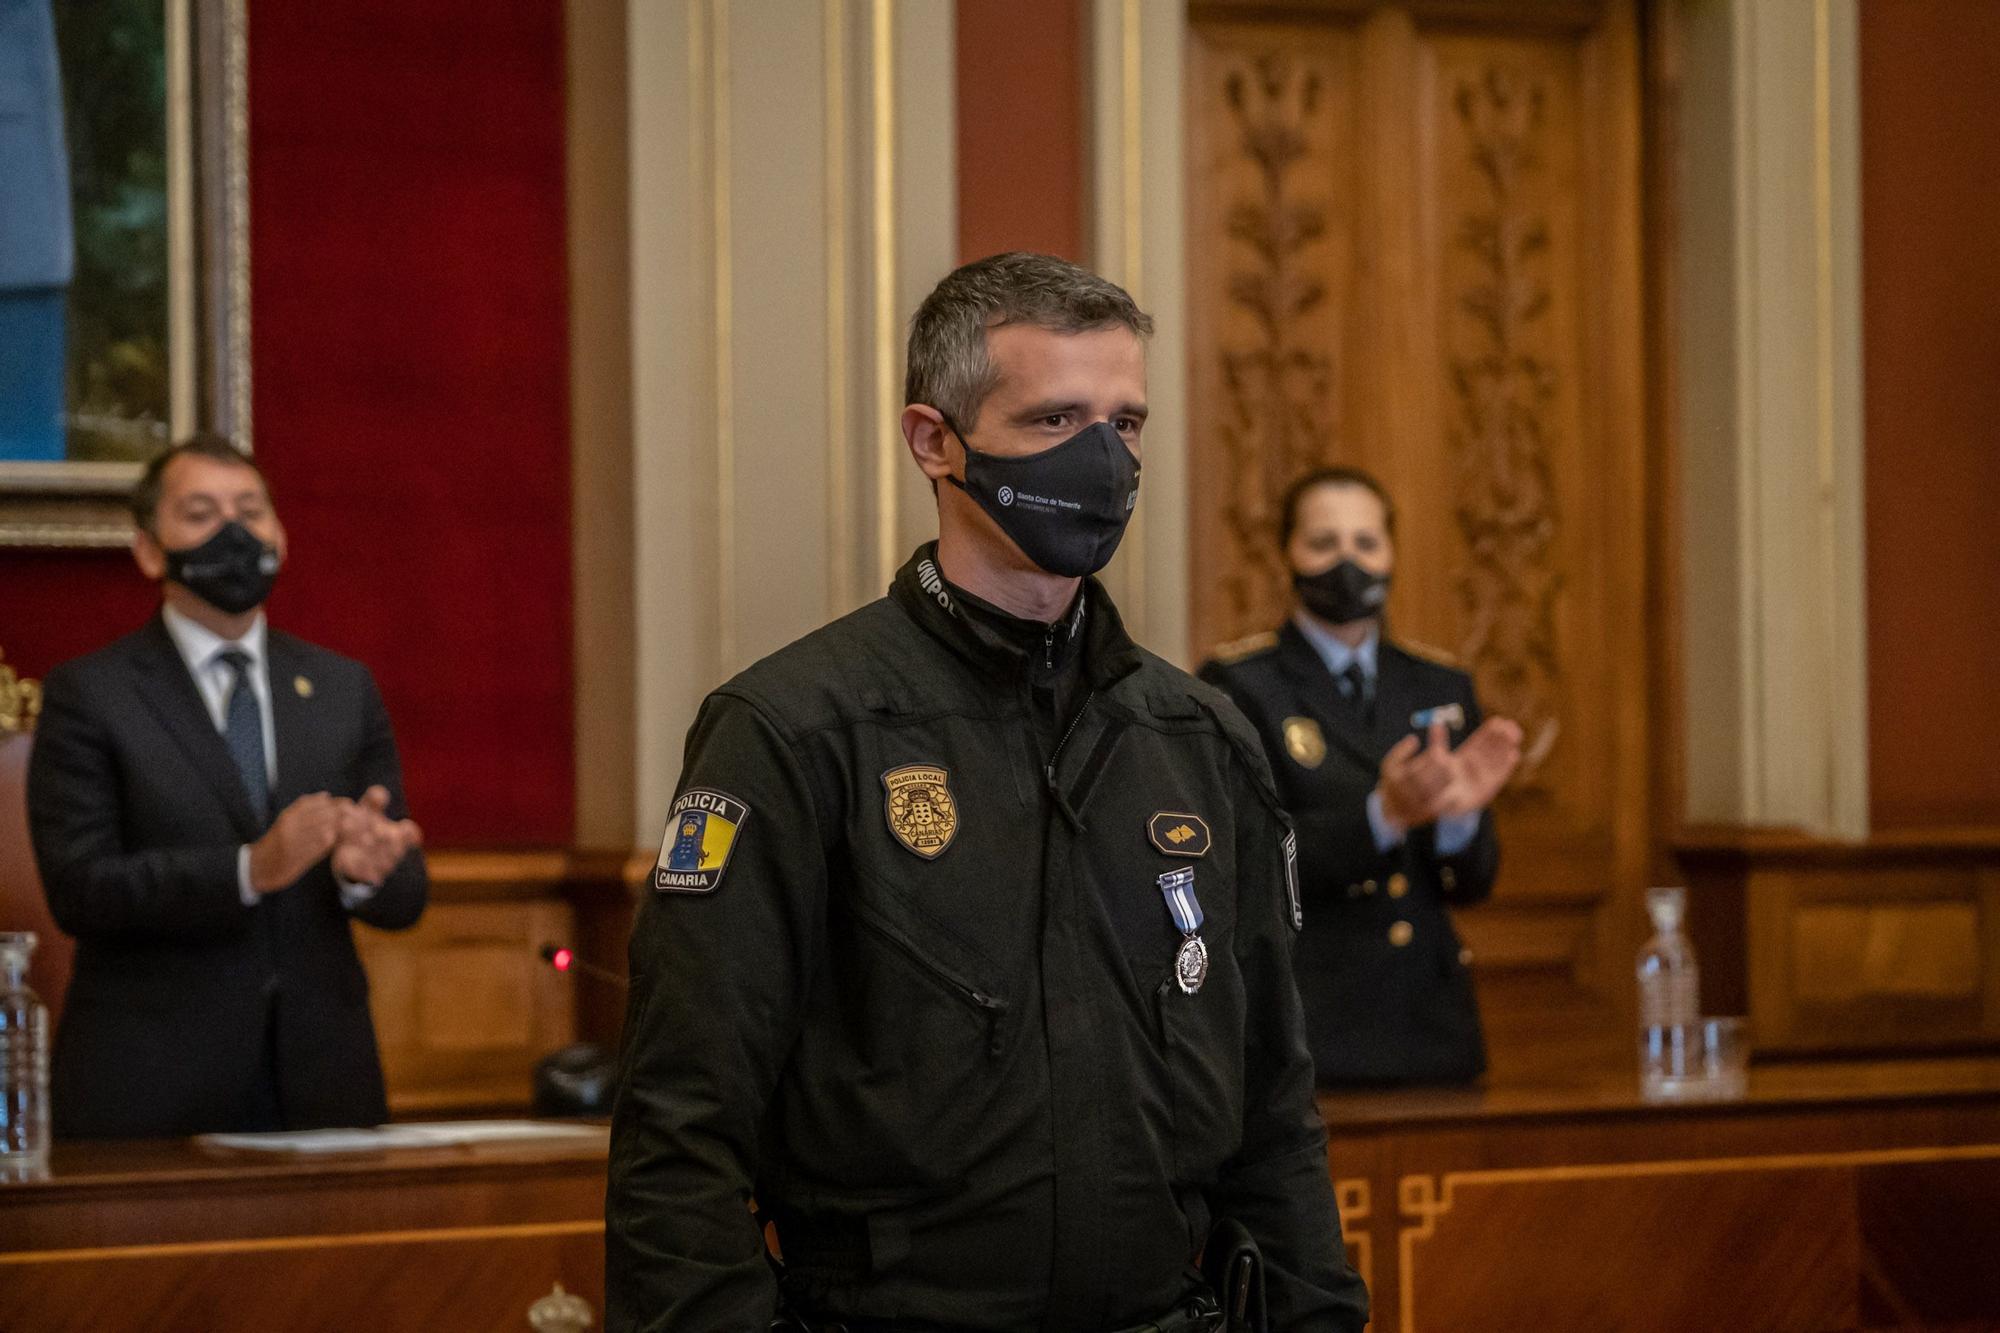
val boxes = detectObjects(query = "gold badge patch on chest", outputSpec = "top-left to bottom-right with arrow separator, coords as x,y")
1282,716 -> 1326,769
882,764 -> 958,859
1148,811 -> 1212,858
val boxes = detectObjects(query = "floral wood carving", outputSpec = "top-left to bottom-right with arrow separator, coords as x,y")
1448,68 -> 1563,788
1216,55 -> 1336,627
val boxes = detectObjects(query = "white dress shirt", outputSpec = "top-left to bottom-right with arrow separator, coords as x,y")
160,604 -> 377,908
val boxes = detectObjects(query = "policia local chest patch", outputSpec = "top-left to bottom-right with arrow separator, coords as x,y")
653,788 -> 749,893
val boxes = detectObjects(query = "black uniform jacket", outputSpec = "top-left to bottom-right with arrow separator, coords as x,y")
26,615 -> 427,1138
1198,622 -> 1497,1085
607,546 -> 1368,1333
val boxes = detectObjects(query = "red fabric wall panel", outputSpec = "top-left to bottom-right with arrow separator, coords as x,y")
0,0 -> 573,845
1860,1 -> 2000,829
956,0 -> 1086,265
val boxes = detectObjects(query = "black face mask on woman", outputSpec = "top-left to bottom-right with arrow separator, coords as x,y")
942,415 -> 1140,579
1294,559 -> 1389,626
164,520 -> 281,615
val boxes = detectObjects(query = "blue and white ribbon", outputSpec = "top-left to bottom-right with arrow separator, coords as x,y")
1156,866 -> 1204,935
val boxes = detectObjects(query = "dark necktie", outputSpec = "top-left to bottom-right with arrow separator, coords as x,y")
216,648 -> 271,824
1339,661 -> 1371,721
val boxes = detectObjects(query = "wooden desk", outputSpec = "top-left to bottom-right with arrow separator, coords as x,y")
7,1063 -> 1999,1332
0,1130 -> 608,1332
1324,1057 -> 2000,1332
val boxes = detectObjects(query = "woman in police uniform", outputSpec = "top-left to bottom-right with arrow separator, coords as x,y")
1199,467 -> 1521,1085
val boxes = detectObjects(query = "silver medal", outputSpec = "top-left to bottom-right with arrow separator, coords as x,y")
1175,934 -> 1209,995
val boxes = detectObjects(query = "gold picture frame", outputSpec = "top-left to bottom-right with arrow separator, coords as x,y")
0,0 -> 250,548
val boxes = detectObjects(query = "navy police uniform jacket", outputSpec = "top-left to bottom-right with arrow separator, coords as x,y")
606,546 -> 1368,1333
1199,623 -> 1497,1085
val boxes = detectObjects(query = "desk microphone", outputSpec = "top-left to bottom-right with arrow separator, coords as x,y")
539,943 -> 628,989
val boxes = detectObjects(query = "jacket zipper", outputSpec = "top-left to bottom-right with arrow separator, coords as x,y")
851,904 -> 1008,1056
1044,689 -> 1096,790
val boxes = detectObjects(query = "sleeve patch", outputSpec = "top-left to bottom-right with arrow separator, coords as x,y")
653,788 -> 750,894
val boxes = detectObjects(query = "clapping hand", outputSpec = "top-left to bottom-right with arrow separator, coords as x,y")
1435,716 -> 1523,818
1376,716 -> 1523,829
331,784 -> 423,887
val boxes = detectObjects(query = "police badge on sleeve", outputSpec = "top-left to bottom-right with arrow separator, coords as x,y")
653,788 -> 749,893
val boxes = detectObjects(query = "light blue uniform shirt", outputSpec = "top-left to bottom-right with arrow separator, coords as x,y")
1291,612 -> 1480,856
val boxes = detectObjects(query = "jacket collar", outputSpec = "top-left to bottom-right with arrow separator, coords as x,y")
888,542 -> 1144,690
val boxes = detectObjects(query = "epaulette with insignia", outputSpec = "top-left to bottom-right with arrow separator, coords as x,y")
1398,637 -> 1464,670
1208,630 -> 1278,666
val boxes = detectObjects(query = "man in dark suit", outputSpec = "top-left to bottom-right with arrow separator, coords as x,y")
27,434 -> 427,1138
1200,466 -> 1521,1085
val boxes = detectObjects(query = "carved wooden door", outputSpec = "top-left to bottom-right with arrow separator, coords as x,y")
1186,0 -> 1649,1075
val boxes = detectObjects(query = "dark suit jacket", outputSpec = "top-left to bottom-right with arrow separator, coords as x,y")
26,614 -> 427,1138
1200,623 -> 1497,1084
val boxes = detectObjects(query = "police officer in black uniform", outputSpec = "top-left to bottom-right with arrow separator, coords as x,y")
1198,468 -> 1522,1086
606,255 -> 1367,1332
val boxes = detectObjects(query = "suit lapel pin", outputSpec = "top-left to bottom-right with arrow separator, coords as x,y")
294,675 -> 314,699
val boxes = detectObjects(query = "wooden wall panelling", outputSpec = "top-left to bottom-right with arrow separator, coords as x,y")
1678,829 -> 2000,1057
1185,0 -> 1649,1080
353,852 -> 580,1114
1185,19 -> 1358,649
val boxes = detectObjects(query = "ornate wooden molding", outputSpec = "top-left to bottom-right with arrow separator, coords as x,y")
1215,53 -> 1337,627
0,650 -> 41,733
1446,67 -> 1563,789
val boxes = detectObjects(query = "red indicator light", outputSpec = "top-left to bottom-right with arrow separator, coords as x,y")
551,947 -> 574,973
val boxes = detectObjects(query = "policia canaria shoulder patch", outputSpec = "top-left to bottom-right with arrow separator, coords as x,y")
653,788 -> 749,893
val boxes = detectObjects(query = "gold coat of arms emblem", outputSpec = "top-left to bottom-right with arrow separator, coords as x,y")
1282,716 -> 1326,769
882,764 -> 958,859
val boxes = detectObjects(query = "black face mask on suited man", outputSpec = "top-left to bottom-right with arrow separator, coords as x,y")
1294,558 -> 1390,626
942,414 -> 1140,579
163,519 -> 282,615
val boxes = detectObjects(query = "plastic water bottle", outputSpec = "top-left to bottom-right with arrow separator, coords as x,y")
1636,888 -> 1701,1100
0,932 -> 51,1166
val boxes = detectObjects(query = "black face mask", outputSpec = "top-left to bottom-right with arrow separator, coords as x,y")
163,520 -> 281,615
1294,559 -> 1389,625
943,417 -> 1140,579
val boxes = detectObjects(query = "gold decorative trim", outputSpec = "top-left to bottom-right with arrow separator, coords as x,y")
1117,0 -> 1147,621
703,0 -> 736,672
1334,1176 -> 1372,1296
1397,1142 -> 2000,1333
824,0 -> 851,614
870,0 -> 898,593
0,651 -> 42,733
223,0 -> 252,449
0,0 -> 249,546
167,0 -> 197,437
0,1218 -> 604,1267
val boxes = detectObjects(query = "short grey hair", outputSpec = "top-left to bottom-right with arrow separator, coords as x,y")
905,252 -> 1154,432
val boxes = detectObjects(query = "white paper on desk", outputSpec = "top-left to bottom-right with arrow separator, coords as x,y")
196,1120 -> 605,1154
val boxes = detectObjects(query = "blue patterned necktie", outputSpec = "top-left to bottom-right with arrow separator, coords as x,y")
216,648 -> 271,824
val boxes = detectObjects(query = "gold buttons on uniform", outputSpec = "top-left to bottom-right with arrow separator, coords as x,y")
1362,879 -> 1378,896
1389,921 -> 1413,947
1440,867 -> 1457,891
1388,873 -> 1409,899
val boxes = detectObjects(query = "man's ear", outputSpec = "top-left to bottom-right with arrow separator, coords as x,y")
131,527 -> 166,581
901,405 -> 956,484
